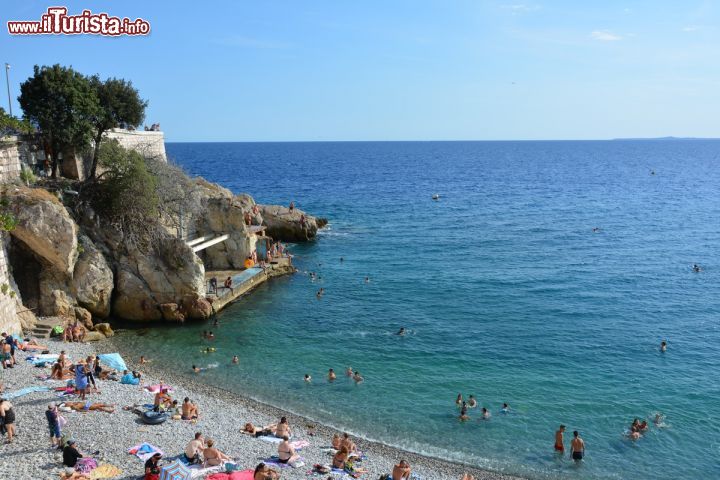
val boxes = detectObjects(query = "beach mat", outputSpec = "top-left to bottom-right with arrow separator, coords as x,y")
206,471 -> 253,480
263,456 -> 305,468
3,385 -> 51,399
128,443 -> 164,462
89,463 -> 123,479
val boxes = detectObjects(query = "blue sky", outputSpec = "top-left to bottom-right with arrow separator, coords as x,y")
1,1 -> 718,141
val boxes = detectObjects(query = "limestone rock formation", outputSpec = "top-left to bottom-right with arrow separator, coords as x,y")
74,306 -> 93,330
258,205 -> 326,242
180,294 -> 212,320
194,196 -> 256,270
160,303 -> 185,322
72,235 -> 113,318
7,187 -> 77,274
113,238 -> 205,321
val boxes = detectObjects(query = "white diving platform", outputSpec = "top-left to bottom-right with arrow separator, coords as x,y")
190,234 -> 229,253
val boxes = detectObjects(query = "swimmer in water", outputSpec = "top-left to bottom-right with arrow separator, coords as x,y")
205,347 -> 213,354
340,257 -> 344,262
192,365 -> 201,373
653,413 -> 664,426
467,396 -> 477,408
592,227 -> 600,233
232,356 -> 239,364
139,355 -> 149,364
554,425 -> 565,454
364,276 -> 370,283
316,288 -> 324,299
455,393 -> 463,406
213,318 -> 218,326
328,368 -> 336,381
207,331 -> 215,340
459,401 -> 469,421
501,403 -> 509,413
660,341 -> 667,352
481,407 -> 491,420
353,371 -> 364,383
304,374 -> 312,383
346,367 -> 353,377
693,264 -> 702,272
570,431 -> 585,462
396,327 -> 406,336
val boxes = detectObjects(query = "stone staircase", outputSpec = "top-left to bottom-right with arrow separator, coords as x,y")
29,317 -> 62,339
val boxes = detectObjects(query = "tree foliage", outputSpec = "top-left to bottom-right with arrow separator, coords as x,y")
84,139 -> 159,252
88,76 -> 147,178
18,65 -> 99,178
0,107 -> 34,137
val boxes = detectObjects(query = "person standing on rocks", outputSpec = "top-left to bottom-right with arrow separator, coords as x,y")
46,404 -> 62,447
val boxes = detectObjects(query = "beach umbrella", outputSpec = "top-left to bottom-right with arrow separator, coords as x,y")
159,461 -> 191,480
97,353 -> 127,372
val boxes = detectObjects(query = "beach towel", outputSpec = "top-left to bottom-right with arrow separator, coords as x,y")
263,456 -> 305,468
291,440 -> 310,450
98,353 -> 127,372
188,465 -> 223,479
206,471 -> 253,480
128,443 -> 164,462
2,385 -> 51,399
144,384 -> 174,393
27,353 -> 60,365
76,458 -> 98,474
89,463 -> 123,479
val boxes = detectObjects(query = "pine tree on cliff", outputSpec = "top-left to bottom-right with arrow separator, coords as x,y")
18,65 -> 99,179
88,76 -> 148,179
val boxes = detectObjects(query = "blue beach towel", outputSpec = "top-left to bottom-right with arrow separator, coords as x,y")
98,353 -> 127,372
3,385 -> 51,399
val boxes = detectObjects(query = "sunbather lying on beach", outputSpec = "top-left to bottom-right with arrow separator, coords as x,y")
60,402 -> 115,413
18,338 -> 48,351
242,422 -> 276,437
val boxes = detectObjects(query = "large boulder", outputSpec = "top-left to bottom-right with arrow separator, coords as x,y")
6,187 -> 78,274
180,294 -> 212,320
195,196 -> 256,270
74,306 -> 93,330
159,303 -> 185,322
113,238 -> 206,321
72,235 -> 113,318
258,205 -> 326,242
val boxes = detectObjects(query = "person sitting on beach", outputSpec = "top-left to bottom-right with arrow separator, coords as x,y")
467,395 -> 477,408
51,361 -> 67,380
120,370 -> 141,385
60,401 -> 115,413
332,446 -> 350,470
275,416 -> 291,438
153,388 -> 172,412
331,433 -> 342,450
392,459 -> 412,480
461,475 -> 475,480
570,431 -> 585,461
144,452 -> 162,480
58,350 -> 68,369
278,435 -> 300,464
328,368 -> 336,381
353,371 -> 364,383
202,438 -> 231,466
182,397 -> 200,420
224,277 -> 234,294
139,355 -> 150,364
341,433 -> 357,453
63,323 -> 74,342
481,407 -> 491,420
72,322 -> 86,342
184,432 -> 205,464
254,462 -> 280,480
62,439 -> 83,467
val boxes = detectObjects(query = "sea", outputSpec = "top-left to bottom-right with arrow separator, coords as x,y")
115,140 -> 720,480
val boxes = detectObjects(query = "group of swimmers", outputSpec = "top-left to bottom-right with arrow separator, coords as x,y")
456,394 -> 509,421
304,367 -> 364,384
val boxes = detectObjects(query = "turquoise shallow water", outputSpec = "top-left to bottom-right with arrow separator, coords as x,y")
117,140 -> 720,479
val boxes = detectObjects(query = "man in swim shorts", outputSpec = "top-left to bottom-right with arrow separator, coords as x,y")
554,425 -> 565,453
570,430 -> 585,461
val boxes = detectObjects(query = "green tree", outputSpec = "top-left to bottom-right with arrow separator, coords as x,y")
0,107 -> 33,137
18,65 -> 99,178
88,76 -> 147,179
86,139 -> 159,251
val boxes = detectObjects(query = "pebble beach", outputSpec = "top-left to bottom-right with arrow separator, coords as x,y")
0,337 -> 522,480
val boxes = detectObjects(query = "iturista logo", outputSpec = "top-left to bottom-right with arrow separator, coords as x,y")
7,7 -> 151,36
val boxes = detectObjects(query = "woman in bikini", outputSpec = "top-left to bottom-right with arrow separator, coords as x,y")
202,438 -> 231,466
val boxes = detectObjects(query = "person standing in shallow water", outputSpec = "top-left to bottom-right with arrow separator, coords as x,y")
570,431 -> 585,461
554,425 -> 565,454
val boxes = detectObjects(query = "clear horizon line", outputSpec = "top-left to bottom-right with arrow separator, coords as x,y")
164,136 -> 720,144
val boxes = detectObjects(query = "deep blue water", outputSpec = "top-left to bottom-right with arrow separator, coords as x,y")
118,140 -> 720,479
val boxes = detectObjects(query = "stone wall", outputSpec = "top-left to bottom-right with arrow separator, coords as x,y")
0,233 -> 21,335
105,129 -> 167,161
0,136 -> 22,183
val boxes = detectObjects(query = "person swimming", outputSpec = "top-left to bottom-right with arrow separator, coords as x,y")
353,371 -> 364,383
660,340 -> 667,352
481,407 -> 491,420
345,367 -> 353,377
692,264 -> 702,272
455,393 -> 463,406
396,327 -> 406,336
207,331 -> 215,340
467,396 -> 477,408
316,288 -> 324,299
364,276 -> 370,283
232,356 -> 239,364
459,402 -> 469,421
192,365 -> 202,373
328,368 -> 336,381
501,402 -> 510,413
304,374 -> 312,383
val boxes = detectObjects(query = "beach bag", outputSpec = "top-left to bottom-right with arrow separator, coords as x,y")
51,325 -> 64,336
58,415 -> 67,428
76,457 -> 98,474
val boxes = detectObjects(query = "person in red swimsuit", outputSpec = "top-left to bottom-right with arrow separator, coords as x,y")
554,425 -> 566,453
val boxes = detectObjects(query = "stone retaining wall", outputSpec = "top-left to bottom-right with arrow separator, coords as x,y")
105,128 -> 166,161
0,137 -> 22,183
0,233 -> 20,335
